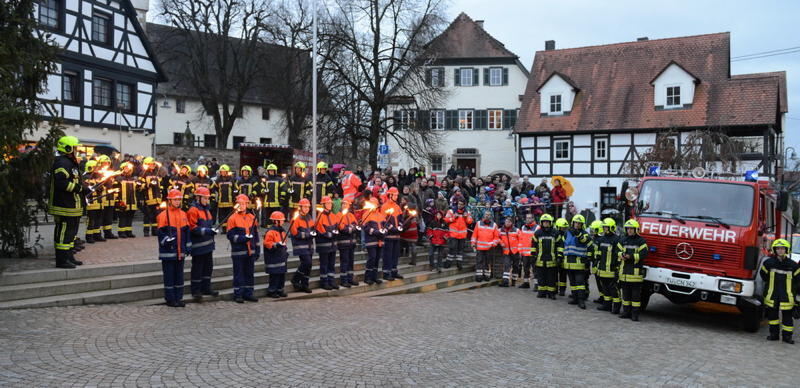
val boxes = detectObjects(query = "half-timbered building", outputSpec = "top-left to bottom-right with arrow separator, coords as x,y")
514,33 -> 787,214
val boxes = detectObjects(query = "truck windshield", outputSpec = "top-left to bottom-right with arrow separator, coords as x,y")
639,180 -> 754,227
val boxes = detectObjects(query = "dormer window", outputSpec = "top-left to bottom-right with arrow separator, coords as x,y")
666,86 -> 681,107
550,94 -> 562,113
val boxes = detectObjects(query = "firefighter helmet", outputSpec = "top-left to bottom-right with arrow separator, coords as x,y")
321,196 -> 332,204
197,165 -> 208,174
270,211 -> 286,222
772,238 -> 791,252
603,217 -> 617,233
220,164 -> 231,172
590,220 -> 603,233
97,154 -> 111,163
555,218 -> 569,228
236,194 -> 250,203
298,199 -> 311,208
167,189 -> 182,200
85,160 -> 97,173
266,163 -> 278,171
294,161 -> 306,169
143,157 -> 155,165
240,165 -> 252,173
181,165 -> 191,173
120,162 -> 133,171
57,136 -> 80,154
624,219 -> 640,230
571,214 -> 586,225
317,161 -> 328,170
195,187 -> 211,197
540,214 -> 554,223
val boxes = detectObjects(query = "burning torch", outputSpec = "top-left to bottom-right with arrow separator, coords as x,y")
385,207 -> 399,232
212,203 -> 240,233
281,211 -> 300,244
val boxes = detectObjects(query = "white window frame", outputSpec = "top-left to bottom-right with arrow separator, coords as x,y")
430,110 -> 445,130
430,68 -> 444,87
460,68 -> 473,87
488,109 -> 503,130
458,109 -> 474,130
594,137 -> 608,160
549,94 -> 562,114
666,84 -> 681,107
430,154 -> 444,172
554,139 -> 571,161
399,110 -> 416,130
489,67 -> 502,86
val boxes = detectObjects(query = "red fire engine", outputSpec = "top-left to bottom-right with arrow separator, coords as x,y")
238,143 -> 313,174
630,170 -> 793,332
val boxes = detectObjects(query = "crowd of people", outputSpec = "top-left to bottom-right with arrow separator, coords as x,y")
47,136 -> 798,342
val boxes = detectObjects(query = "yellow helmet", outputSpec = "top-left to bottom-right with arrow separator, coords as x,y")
571,214 -> 586,225
589,220 -> 603,233
266,163 -> 278,171
241,165 -> 252,173
624,219 -> 640,230
317,161 -> 328,170
57,136 -> 80,154
120,162 -> 133,171
197,165 -> 208,174
294,161 -> 306,169
220,164 -> 231,172
772,238 -> 791,252
555,218 -> 569,228
143,157 -> 155,165
539,214 -> 554,222
181,165 -> 191,173
85,160 -> 97,173
603,217 -> 617,233
97,154 -> 111,163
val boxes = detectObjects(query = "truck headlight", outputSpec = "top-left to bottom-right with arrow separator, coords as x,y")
719,280 -> 743,293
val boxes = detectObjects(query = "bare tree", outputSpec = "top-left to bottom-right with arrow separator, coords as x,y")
630,129 -> 743,176
154,0 -> 271,148
319,0 -> 448,168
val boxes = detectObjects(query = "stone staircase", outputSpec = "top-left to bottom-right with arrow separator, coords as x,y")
0,248 -> 486,309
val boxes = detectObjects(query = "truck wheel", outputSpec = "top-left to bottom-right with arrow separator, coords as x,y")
640,289 -> 652,312
741,306 -> 764,333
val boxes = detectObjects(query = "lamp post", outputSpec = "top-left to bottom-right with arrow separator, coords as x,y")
311,0 -> 318,218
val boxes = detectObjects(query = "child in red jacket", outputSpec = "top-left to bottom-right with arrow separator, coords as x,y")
426,210 -> 448,273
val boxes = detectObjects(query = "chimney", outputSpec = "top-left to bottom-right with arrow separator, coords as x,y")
637,37 -> 649,41
545,40 -> 556,51
475,20 -> 484,28
130,0 -> 149,29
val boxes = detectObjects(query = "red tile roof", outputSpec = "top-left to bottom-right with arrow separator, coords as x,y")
515,32 -> 787,134
424,13 -> 519,59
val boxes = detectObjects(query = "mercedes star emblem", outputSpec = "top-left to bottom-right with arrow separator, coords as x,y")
675,242 -> 694,260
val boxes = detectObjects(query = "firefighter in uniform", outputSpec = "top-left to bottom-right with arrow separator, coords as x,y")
444,199 -> 473,269
471,211 -> 499,282
399,204 -> 419,266
533,214 -> 562,299
235,165 -> 259,210
261,164 -> 284,227
588,220 -> 605,304
97,155 -> 118,240
157,189 -> 190,307
499,217 -> 520,287
381,187 -> 404,280
49,136 -> 85,268
563,215 -> 591,309
426,211 -> 448,274
334,199 -> 359,287
340,170 -> 362,203
594,219 -> 621,314
362,198 -> 385,285
315,196 -> 339,290
517,213 -> 538,289
83,160 -> 102,244
555,217 -> 570,296
193,165 -> 213,195
139,157 -> 162,237
287,162 -> 312,212
315,161 -> 336,204
263,211 -> 289,298
760,238 -> 800,344
617,219 -> 648,321
214,165 -> 236,231
169,165 -> 194,210
227,194 -> 260,303
187,187 -> 219,301
115,162 -> 140,238
290,198 -> 314,293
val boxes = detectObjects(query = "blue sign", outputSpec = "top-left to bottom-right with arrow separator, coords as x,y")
378,144 -> 389,155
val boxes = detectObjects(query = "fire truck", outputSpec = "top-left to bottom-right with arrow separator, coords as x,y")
629,169 -> 793,332
238,143 -> 313,175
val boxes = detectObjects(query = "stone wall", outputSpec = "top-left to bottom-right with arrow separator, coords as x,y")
154,145 -> 241,170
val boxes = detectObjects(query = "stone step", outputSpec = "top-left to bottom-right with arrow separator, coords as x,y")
429,279 -> 501,293
0,254 -> 419,302
354,272 -> 479,298
0,260 -> 448,309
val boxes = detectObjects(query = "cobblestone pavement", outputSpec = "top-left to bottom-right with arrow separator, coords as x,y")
0,287 -> 797,387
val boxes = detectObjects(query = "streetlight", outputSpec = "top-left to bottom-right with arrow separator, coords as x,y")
311,0 -> 318,217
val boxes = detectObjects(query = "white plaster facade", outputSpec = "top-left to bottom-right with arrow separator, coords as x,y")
651,63 -> 697,108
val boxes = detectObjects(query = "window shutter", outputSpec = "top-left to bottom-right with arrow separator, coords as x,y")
475,110 -> 487,129
425,69 -> 432,86
473,68 -> 479,86
483,68 -> 489,85
502,68 -> 509,85
454,69 -> 460,86
418,110 -> 429,130
446,110 -> 457,129
393,110 -> 401,129
503,110 -> 512,129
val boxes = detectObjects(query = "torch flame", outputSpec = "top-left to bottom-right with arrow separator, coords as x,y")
292,211 -> 300,220
409,210 -> 417,216
386,207 -> 395,215
363,202 -> 376,211
233,203 -> 241,211
256,198 -> 262,210
342,208 -> 349,215
159,201 -> 167,209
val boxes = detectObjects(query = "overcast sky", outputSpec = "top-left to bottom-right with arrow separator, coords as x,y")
447,0 -> 800,150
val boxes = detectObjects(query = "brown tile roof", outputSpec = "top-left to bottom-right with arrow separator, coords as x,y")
424,13 -> 519,59
515,32 -> 788,134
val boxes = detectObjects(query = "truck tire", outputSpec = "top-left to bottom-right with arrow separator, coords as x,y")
640,289 -> 652,312
741,306 -> 764,333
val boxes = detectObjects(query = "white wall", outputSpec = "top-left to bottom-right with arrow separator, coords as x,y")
30,123 -> 154,156
652,63 -> 696,107
154,96 -> 289,148
434,65 -> 528,109
538,74 -> 576,114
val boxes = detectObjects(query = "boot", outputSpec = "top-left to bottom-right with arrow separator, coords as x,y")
151,226 -> 158,236
533,284 -> 539,292
243,295 -> 259,302
456,261 -> 463,270
567,294 -> 578,305
619,307 -> 632,319
374,278 -> 383,284
202,290 -> 219,297
104,231 -> 118,239
766,334 -> 780,341
143,228 -> 150,237
767,326 -> 780,341
393,273 -> 404,280
499,280 -> 509,287
278,290 -> 288,297
193,294 -> 203,303
235,297 -> 244,303
55,252 -> 76,269
128,231 -> 136,238
597,301 -> 612,311
611,302 -> 621,315
631,308 -> 640,321
340,279 -> 351,288
67,254 -> 83,266
329,279 -> 340,290
577,298 -> 586,310
321,279 -> 333,291
548,292 -> 556,300
511,279 -> 516,287
593,296 -> 604,304
782,335 -> 794,344
118,231 -> 128,238
175,300 -> 186,307
558,287 -> 566,296
519,282 -> 530,289
475,276 -> 483,282
537,292 -> 547,298
349,279 -> 359,287
85,234 -> 95,244
94,233 -> 106,242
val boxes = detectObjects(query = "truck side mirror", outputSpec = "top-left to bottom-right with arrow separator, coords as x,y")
778,191 -> 789,212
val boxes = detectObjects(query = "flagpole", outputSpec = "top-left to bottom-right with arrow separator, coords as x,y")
311,0 -> 318,219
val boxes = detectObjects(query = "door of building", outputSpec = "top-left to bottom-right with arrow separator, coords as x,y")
454,158 -> 477,177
